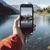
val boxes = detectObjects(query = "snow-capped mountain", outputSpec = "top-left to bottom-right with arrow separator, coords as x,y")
0,0 -> 41,14
12,2 -> 42,12
38,4 -> 49,9
22,2 -> 32,4
12,5 -> 20,11
0,0 -> 19,14
24,2 -> 42,11
34,4 -> 42,11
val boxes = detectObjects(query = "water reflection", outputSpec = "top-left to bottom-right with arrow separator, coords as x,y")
0,15 -> 17,40
0,15 -> 9,26
35,16 -> 48,27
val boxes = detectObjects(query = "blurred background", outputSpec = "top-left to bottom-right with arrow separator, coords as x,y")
0,0 -> 50,50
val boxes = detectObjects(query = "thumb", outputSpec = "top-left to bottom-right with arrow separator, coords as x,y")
13,16 -> 20,28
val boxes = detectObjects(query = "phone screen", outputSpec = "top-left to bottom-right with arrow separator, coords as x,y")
20,4 -> 33,33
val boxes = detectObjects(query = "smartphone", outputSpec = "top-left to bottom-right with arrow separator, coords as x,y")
20,4 -> 33,33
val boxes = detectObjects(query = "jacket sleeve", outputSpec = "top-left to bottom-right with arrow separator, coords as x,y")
0,34 -> 22,50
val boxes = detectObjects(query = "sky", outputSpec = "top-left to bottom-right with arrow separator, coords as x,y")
21,8 -> 32,15
3,0 -> 50,8
3,0 -> 50,5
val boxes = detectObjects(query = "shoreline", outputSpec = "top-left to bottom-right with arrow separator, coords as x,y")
34,12 -> 50,16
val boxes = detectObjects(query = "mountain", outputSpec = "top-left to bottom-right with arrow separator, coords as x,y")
0,0 -> 7,6
33,4 -> 42,11
22,2 -> 32,4
12,2 -> 42,12
0,0 -> 19,14
38,4 -> 49,9
47,6 -> 50,9
12,5 -> 20,10
24,2 -> 42,11
0,3 -> 17,15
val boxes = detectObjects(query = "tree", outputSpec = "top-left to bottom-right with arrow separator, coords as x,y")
43,8 -> 46,11
47,6 -> 50,13
47,9 -> 50,13
37,9 -> 43,12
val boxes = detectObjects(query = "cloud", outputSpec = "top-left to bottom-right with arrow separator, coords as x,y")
38,4 -> 49,9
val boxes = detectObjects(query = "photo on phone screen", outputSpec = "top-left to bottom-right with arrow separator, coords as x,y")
20,4 -> 33,33
21,7 -> 32,28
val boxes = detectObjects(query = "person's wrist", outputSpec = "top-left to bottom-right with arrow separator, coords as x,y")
13,29 -> 24,44
21,34 -> 24,44
13,26 -> 18,34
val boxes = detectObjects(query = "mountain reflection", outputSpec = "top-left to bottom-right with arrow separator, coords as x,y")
0,15 -> 9,26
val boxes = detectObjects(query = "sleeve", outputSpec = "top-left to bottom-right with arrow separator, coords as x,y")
0,34 -> 22,50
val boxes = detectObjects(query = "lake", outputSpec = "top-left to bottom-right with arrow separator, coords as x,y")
0,14 -> 50,50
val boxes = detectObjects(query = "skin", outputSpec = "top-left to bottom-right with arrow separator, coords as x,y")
13,16 -> 36,44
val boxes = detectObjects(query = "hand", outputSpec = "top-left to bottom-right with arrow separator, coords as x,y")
13,16 -> 36,44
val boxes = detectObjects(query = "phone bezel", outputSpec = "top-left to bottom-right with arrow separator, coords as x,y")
20,4 -> 34,33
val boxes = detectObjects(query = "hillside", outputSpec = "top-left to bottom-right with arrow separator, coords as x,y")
34,6 -> 50,16
0,3 -> 18,15
0,0 -> 19,15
